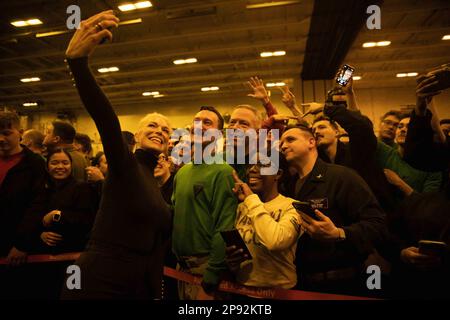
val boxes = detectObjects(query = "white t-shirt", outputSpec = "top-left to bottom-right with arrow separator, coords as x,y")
235,193 -> 303,289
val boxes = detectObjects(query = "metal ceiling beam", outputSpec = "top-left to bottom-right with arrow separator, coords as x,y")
0,66 -> 300,101
0,55 -> 304,89
0,17 -> 309,63
0,39 -> 305,78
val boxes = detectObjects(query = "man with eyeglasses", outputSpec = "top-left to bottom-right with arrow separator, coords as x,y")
379,111 -> 402,147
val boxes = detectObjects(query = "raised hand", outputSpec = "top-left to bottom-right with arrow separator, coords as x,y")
416,74 -> 442,99
247,77 -> 270,104
65,10 -> 120,59
278,86 -> 296,109
231,170 -> 253,201
341,77 -> 354,95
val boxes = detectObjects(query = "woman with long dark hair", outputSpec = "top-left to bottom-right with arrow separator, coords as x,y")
61,10 -> 172,299
33,148 -> 99,254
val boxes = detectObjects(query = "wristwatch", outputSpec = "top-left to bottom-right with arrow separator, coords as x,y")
52,211 -> 61,223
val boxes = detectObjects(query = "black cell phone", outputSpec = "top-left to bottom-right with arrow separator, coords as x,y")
418,240 -> 447,256
336,64 -> 355,86
220,229 -> 252,260
432,68 -> 450,91
292,201 -> 319,220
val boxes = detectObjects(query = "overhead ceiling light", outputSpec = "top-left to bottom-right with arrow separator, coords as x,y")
260,52 -> 273,57
27,19 -> 43,25
20,77 -> 40,83
442,35 -> 450,40
119,1 -> 152,12
135,1 -> 152,9
273,51 -> 286,56
142,91 -> 160,96
201,86 -> 219,92
260,51 -> 286,58
396,73 -> 418,78
363,41 -> 391,48
362,42 -> 377,48
11,19 -> 43,27
23,102 -> 38,107
247,1 -> 300,9
376,41 -> 391,46
98,67 -> 119,73
11,21 -> 27,27
118,18 -> 143,26
266,82 -> 286,87
153,94 -> 165,98
36,30 -> 68,38
352,76 -> 362,80
173,58 -> 198,65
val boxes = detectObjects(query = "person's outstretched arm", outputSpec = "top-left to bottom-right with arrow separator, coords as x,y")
65,11 -> 127,175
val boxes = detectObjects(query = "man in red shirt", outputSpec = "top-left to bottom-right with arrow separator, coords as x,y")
0,111 -> 46,265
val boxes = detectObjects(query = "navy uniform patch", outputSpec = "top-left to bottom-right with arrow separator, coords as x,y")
308,198 -> 328,210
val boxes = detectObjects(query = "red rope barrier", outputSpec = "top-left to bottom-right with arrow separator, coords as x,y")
0,252 -> 377,300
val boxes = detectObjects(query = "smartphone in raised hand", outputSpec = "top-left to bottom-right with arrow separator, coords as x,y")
336,64 -> 355,86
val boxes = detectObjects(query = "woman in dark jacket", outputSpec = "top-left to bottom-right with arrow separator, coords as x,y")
24,148 -> 99,254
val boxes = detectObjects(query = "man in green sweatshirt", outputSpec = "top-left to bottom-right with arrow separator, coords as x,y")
172,106 -> 238,300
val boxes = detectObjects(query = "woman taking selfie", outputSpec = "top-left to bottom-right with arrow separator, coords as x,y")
61,10 -> 172,299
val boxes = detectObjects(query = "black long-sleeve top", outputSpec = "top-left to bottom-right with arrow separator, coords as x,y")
67,57 -> 172,255
404,109 -> 449,173
284,158 -> 387,275
17,177 -> 99,253
323,105 -> 397,214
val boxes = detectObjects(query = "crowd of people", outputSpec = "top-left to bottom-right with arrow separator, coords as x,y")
1,10 -> 449,300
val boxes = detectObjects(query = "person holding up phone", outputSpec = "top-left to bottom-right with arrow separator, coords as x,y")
227,154 -> 303,290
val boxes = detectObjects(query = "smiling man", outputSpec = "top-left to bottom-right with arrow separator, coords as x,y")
171,106 -> 238,300
279,124 -> 387,296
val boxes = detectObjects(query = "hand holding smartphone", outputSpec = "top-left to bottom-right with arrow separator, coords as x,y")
220,229 -> 252,260
292,201 -> 319,220
336,64 -> 355,86
418,240 -> 447,257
